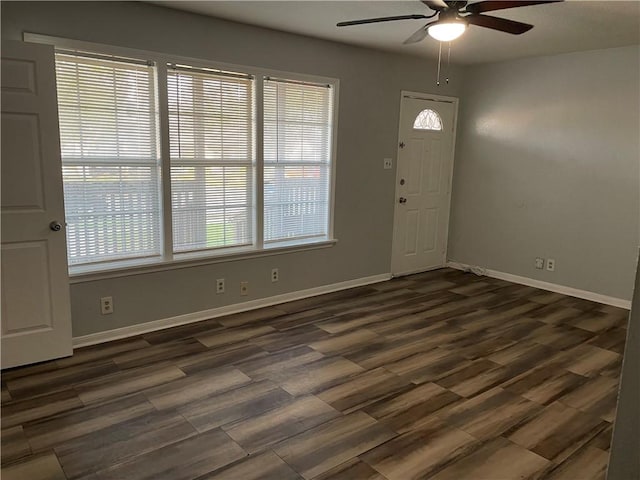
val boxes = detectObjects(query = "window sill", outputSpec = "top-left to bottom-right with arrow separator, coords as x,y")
68,238 -> 338,284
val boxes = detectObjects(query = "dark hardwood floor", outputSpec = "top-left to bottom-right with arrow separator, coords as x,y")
0,268 -> 629,479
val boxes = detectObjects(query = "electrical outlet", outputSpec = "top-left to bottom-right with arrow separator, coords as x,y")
240,281 -> 249,296
100,296 -> 113,315
535,257 -> 544,269
546,258 -> 555,272
216,278 -> 225,294
383,158 -> 393,169
271,268 -> 279,283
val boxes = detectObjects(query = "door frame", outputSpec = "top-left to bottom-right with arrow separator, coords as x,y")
391,90 -> 460,277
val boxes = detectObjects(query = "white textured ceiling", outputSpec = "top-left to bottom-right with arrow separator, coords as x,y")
152,1 -> 640,64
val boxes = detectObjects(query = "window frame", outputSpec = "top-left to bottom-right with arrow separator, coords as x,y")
55,51 -> 164,268
25,33 -> 339,283
166,64 -> 256,255
263,76 -> 335,245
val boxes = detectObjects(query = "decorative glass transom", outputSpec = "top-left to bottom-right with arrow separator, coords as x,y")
413,109 -> 443,131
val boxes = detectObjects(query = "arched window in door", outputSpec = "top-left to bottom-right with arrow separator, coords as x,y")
413,109 -> 443,131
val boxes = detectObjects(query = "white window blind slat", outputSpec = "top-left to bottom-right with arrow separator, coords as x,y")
167,67 -> 255,253
55,53 -> 162,266
263,79 -> 333,243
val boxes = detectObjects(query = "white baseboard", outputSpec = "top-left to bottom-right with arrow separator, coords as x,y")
391,264 -> 445,278
447,261 -> 631,310
73,273 -> 392,348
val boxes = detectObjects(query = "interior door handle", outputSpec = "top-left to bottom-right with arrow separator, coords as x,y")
399,197 -> 407,204
49,221 -> 62,232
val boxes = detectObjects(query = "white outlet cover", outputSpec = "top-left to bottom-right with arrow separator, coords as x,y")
100,296 -> 113,315
383,158 -> 393,169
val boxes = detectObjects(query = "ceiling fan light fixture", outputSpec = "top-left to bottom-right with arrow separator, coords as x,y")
427,21 -> 467,41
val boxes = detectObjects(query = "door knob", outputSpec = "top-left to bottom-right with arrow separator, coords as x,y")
49,221 -> 62,232
399,197 -> 407,204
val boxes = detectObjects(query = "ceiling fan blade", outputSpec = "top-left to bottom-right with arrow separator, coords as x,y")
422,0 -> 448,11
466,14 -> 533,34
403,21 -> 437,44
337,14 -> 430,27
465,1 -> 562,15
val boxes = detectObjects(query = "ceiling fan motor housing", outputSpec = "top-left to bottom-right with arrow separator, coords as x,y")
438,8 -> 467,26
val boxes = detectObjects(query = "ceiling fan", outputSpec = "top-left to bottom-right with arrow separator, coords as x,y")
337,1 -> 563,43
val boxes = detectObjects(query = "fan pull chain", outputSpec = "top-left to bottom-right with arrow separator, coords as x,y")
437,41 -> 442,86
446,42 -> 451,84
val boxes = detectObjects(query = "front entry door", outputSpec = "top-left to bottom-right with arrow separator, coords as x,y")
391,93 -> 457,276
1,40 -> 73,368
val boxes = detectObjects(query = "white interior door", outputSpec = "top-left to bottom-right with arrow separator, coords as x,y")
391,93 -> 457,276
1,40 -> 73,368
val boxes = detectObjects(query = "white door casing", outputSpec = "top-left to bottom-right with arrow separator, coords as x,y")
1,40 -> 73,368
391,92 -> 458,276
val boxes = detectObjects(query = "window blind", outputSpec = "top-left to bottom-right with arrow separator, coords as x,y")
167,66 -> 254,253
55,53 -> 161,266
263,78 -> 333,243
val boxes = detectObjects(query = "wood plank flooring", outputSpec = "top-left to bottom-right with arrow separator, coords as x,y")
1,268 -> 629,480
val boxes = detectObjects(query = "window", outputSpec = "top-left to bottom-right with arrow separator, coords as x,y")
167,66 -> 254,253
55,52 -> 161,266
413,108 -> 443,131
53,46 -> 337,274
264,78 -> 333,244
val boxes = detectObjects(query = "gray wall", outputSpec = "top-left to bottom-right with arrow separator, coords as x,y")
1,1 -> 464,337
448,46 -> 640,300
608,251 -> 640,480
